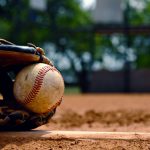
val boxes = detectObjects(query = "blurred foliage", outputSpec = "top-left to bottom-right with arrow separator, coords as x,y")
92,0 -> 150,70
128,0 -> 150,68
0,0 -> 93,72
1,0 -> 150,87
126,0 -> 150,68
0,0 -> 91,43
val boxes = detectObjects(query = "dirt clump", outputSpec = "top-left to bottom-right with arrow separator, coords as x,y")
50,110 -> 150,128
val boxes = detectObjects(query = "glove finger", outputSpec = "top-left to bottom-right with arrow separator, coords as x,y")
19,108 -> 56,130
31,108 -> 56,126
46,108 -> 56,121
0,110 -> 30,131
7,110 -> 30,124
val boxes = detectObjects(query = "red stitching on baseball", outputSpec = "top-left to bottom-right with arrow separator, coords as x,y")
52,67 -> 65,85
44,96 -> 63,114
20,65 -> 64,114
23,65 -> 52,105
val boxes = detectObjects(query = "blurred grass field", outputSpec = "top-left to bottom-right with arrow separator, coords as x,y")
64,86 -> 81,94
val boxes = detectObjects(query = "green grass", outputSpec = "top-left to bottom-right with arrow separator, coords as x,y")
64,86 -> 81,94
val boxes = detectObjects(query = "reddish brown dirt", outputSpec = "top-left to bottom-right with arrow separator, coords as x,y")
2,94 -> 150,149
38,94 -> 150,132
0,137 -> 150,150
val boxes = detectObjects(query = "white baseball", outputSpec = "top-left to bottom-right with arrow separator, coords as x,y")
13,63 -> 64,114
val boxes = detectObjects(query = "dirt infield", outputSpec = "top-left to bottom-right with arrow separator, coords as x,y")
1,131 -> 150,150
1,94 -> 150,149
38,94 -> 150,132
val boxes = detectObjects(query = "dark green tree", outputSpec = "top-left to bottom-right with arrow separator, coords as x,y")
93,0 -> 150,70
0,0 -> 92,92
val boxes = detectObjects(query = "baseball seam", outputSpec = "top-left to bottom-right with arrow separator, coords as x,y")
23,65 -> 60,105
44,96 -> 63,113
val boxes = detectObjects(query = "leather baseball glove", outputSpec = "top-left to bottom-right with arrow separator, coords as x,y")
0,39 -> 58,131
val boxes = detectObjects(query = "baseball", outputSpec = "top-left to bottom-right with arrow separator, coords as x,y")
13,63 -> 64,114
